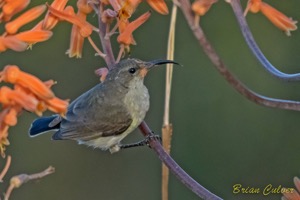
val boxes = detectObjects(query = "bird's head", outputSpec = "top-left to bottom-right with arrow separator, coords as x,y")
105,58 -> 179,87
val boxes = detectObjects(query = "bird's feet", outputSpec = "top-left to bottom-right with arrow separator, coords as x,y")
119,134 -> 161,150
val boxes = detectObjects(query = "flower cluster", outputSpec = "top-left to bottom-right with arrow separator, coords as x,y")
0,65 -> 69,157
191,0 -> 297,36
0,0 -> 57,52
46,0 -> 168,59
0,0 -> 169,57
244,0 -> 297,36
46,0 -> 96,58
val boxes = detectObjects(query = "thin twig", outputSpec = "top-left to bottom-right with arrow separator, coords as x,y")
4,166 -> 55,200
178,0 -> 300,112
164,4 -> 177,127
105,21 -> 119,40
96,2 -> 115,68
162,3 -> 177,200
139,121 -> 222,200
116,45 -> 125,63
87,36 -> 106,58
0,155 -> 11,182
229,0 -> 300,81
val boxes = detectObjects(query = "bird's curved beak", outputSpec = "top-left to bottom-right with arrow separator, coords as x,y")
139,59 -> 180,77
146,59 -> 181,69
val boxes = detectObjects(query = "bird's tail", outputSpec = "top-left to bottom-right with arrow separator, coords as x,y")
29,116 -> 60,137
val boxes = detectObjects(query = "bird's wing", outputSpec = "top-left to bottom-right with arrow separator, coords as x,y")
54,84 -> 132,141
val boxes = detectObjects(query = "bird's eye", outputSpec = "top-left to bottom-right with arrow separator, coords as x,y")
128,68 -> 136,74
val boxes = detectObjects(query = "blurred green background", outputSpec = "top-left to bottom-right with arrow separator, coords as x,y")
1,0 -> 300,199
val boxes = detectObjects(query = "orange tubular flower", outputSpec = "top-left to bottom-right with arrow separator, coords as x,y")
0,38 -> 6,52
47,4 -> 94,37
43,0 -> 69,30
67,0 -> 93,58
0,86 -> 39,112
14,30 -> 53,43
3,106 -> 21,126
118,0 -> 141,20
245,0 -> 297,36
0,105 -> 20,157
45,97 -> 69,116
192,0 -> 218,16
117,11 -> 151,46
67,24 -> 85,58
244,0 -> 261,14
43,79 -> 56,88
13,85 -> 47,115
63,5 -> 75,15
5,5 -> 47,35
260,2 -> 297,36
0,65 -> 54,100
0,36 -> 28,52
1,0 -> 30,22
146,0 -> 168,15
77,0 -> 93,14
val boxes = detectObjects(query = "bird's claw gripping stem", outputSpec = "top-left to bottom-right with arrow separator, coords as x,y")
120,134 -> 161,149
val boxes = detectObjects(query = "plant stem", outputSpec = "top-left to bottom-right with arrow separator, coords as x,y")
178,0 -> 300,112
4,166 -> 55,200
162,3 -> 177,200
0,155 -> 11,182
164,4 -> 177,126
96,3 -> 115,68
229,0 -> 300,81
139,121 -> 222,200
